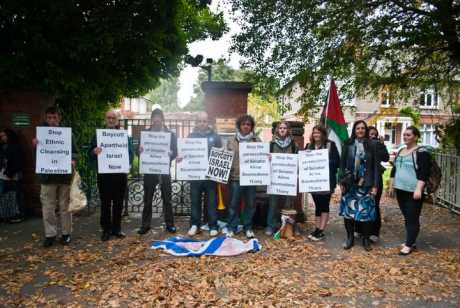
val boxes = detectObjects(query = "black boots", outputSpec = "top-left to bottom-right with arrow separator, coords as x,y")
361,222 -> 372,251
343,219 -> 354,250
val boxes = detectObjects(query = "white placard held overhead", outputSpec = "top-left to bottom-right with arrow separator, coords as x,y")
267,153 -> 298,196
35,127 -> 72,174
239,142 -> 270,186
298,149 -> 330,193
207,147 -> 234,184
139,131 -> 171,175
96,129 -> 130,174
176,138 -> 208,180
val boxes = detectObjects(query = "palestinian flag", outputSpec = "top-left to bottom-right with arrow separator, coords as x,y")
321,79 -> 348,155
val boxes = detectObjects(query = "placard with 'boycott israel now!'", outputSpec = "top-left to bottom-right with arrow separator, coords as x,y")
206,147 -> 234,184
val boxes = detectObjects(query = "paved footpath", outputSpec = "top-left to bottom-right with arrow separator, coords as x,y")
0,196 -> 459,307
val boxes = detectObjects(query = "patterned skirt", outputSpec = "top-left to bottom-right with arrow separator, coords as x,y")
339,187 -> 376,222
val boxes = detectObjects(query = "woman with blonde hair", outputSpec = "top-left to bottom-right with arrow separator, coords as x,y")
265,121 -> 299,236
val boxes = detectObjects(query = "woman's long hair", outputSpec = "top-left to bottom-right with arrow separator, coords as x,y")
346,120 -> 369,144
309,125 -> 328,147
1,128 -> 20,145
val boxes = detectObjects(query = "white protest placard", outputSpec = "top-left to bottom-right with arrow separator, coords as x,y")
206,147 -> 234,184
96,129 -> 130,174
36,127 -> 72,174
239,142 -> 270,186
139,131 -> 171,175
267,153 -> 298,196
298,149 -> 330,193
176,138 -> 208,180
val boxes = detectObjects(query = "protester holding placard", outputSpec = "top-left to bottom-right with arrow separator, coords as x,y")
32,107 -> 78,247
339,120 -> 379,251
225,114 -> 261,238
265,121 -> 298,236
305,125 -> 340,241
89,110 -> 134,241
138,108 -> 178,234
178,112 -> 222,237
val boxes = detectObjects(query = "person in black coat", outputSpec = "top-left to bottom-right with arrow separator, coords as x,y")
305,125 -> 340,241
0,128 -> 24,222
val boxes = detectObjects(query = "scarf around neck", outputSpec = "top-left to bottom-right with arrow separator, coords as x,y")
236,131 -> 254,142
274,135 -> 292,149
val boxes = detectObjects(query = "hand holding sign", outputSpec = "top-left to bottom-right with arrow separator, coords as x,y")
298,149 -> 330,193
35,127 -> 72,174
239,142 -> 270,186
96,129 -> 130,174
207,147 -> 234,184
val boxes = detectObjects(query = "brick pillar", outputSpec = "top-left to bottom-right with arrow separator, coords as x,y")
0,90 -> 55,215
272,121 -> 306,222
202,81 -> 252,128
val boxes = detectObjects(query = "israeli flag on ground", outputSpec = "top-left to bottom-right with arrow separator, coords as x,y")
151,236 -> 261,257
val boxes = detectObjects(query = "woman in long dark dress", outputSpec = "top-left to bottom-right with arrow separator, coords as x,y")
339,120 -> 380,251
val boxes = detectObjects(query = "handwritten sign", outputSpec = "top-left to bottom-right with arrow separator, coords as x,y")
36,127 -> 72,174
176,138 -> 208,180
239,142 -> 270,186
207,147 -> 234,184
96,129 -> 130,174
298,149 -> 330,193
139,131 -> 171,174
267,153 -> 298,196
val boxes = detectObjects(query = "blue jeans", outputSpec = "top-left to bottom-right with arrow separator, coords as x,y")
190,180 -> 218,230
228,181 -> 256,232
267,195 -> 293,229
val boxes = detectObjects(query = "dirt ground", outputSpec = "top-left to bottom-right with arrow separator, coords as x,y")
1,196 -> 459,307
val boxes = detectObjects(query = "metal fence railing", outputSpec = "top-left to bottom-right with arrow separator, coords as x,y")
434,151 -> 460,214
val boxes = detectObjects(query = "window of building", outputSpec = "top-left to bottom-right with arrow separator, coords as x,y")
421,124 -> 438,147
139,100 -> 147,114
419,89 -> 439,109
380,91 -> 394,107
131,99 -> 139,112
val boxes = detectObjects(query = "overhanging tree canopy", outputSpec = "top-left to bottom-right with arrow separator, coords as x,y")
0,0 -> 226,103
229,0 -> 460,113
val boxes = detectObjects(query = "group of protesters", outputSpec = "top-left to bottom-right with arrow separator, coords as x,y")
1,105 -> 433,257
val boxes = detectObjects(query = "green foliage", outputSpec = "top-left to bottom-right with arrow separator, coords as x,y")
399,107 -> 421,126
439,105 -> 460,152
229,1 -> 460,117
144,77 -> 181,112
248,94 -> 280,128
0,0 -> 226,104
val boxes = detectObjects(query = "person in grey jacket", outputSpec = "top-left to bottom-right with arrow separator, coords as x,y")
181,112 -> 222,237
138,108 -> 177,234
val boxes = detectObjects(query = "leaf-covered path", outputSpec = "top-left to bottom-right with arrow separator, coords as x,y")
1,198 -> 459,307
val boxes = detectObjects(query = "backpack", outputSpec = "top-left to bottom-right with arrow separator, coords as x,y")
394,146 -> 442,194
412,146 -> 442,194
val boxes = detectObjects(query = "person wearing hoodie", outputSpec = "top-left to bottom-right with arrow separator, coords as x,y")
89,110 -> 134,241
181,112 -> 222,237
225,114 -> 261,238
138,108 -> 178,235
265,121 -> 299,236
32,106 -> 78,247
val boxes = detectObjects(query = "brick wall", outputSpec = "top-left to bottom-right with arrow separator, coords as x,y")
0,90 -> 55,215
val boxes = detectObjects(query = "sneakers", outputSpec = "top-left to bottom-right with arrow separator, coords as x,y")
112,231 -> 126,239
308,229 -> 325,241
43,236 -> 55,248
369,235 -> 379,243
200,224 -> 210,231
245,230 -> 255,239
209,229 -> 218,237
188,225 -> 199,236
61,234 -> 71,245
166,225 -> 177,233
265,227 -> 274,236
224,229 -> 234,237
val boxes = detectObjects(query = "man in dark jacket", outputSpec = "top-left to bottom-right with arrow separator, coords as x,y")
32,107 -> 78,247
138,108 -> 177,234
182,112 -> 222,237
89,110 -> 134,241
